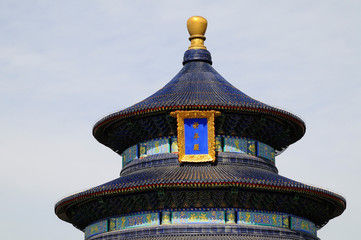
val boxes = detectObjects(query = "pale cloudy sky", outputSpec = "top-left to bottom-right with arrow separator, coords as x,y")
1,1 -> 360,239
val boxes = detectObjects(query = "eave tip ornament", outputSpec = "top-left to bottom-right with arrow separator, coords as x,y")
171,110 -> 220,163
187,16 -> 207,50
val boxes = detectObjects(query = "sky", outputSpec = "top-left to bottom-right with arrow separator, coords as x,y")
1,1 -> 360,239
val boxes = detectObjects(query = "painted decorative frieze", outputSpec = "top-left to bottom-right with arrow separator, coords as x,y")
290,216 -> 316,236
162,211 -> 172,225
247,140 -> 256,155
257,142 -> 275,162
238,211 -> 288,229
225,210 -> 236,224
172,210 -> 225,224
215,136 -> 223,152
121,136 -> 277,167
116,212 -> 159,230
84,209 -> 317,239
139,142 -> 147,158
84,219 -> 108,239
121,145 -> 138,167
171,137 -> 178,153
146,138 -> 170,155
224,136 -> 247,153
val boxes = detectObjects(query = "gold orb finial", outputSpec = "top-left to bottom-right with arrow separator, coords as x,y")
187,16 -> 207,50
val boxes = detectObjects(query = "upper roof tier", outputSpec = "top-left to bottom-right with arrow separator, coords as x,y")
93,16 -> 306,154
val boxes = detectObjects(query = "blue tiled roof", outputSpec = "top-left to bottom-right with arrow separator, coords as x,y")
95,49 -> 304,126
93,49 -> 305,153
121,50 -> 274,111
75,153 -> 344,201
55,153 -> 346,220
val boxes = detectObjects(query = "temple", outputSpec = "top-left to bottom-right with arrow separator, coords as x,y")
55,16 -> 346,240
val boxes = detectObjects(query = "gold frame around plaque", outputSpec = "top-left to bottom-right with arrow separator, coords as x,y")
170,110 -> 221,163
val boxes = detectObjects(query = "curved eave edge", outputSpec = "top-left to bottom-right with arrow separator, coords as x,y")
92,105 -> 306,142
55,181 -> 345,219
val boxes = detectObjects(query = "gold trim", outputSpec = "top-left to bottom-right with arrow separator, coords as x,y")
170,110 -> 220,163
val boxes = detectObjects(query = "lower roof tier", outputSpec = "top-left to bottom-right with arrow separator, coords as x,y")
55,152 -> 345,230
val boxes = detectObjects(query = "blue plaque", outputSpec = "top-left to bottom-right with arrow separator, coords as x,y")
184,118 -> 208,155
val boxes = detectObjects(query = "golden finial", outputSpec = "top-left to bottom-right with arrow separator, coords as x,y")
187,16 -> 207,50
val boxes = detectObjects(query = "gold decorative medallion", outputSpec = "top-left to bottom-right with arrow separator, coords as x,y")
170,110 -> 220,163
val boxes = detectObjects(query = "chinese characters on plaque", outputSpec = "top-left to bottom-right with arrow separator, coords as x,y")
184,118 -> 208,155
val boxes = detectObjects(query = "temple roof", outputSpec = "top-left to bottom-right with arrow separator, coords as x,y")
92,18 -> 305,154
55,153 -> 346,228
94,49 -> 305,131
95,49 -> 298,116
